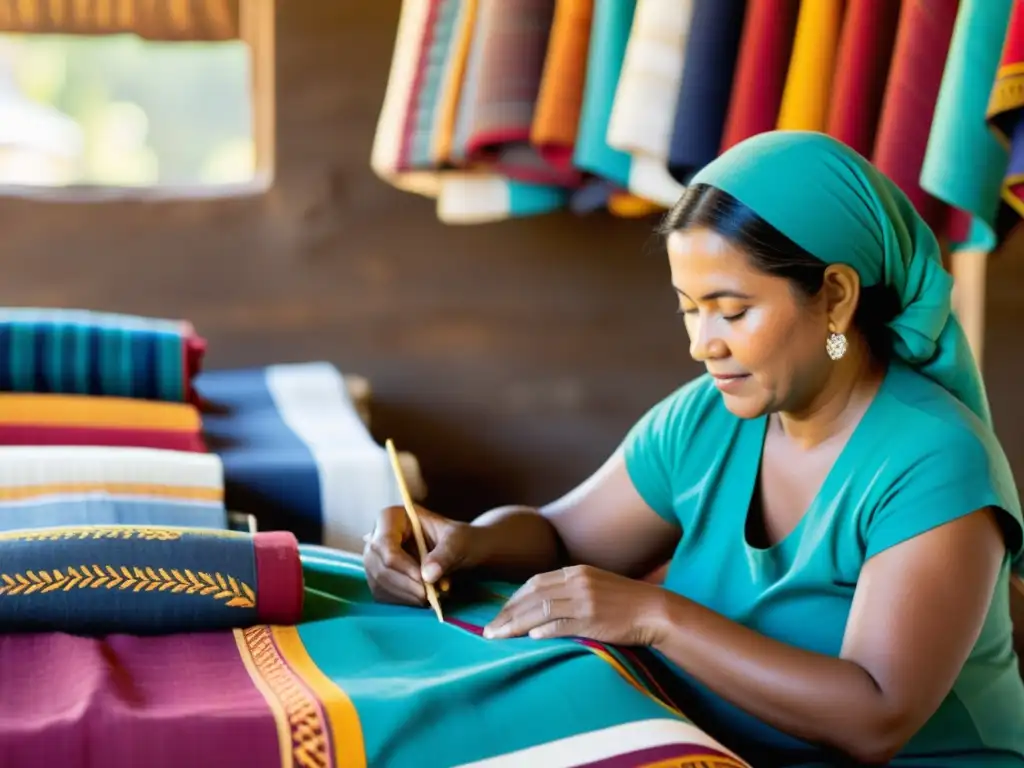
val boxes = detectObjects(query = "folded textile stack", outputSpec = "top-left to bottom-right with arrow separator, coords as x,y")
0,308 -> 426,551
0,308 -> 227,533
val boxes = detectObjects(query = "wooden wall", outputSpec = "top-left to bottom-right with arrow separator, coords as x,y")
1,0 -> 1024,528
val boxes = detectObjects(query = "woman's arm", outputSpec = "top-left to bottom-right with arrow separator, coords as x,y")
470,448 -> 681,580
647,508 -> 1006,765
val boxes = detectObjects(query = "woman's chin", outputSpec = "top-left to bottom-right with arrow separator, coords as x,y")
718,392 -> 768,420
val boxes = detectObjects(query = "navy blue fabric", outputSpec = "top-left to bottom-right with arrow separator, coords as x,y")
0,527 -> 259,635
196,368 -> 323,543
667,0 -> 747,182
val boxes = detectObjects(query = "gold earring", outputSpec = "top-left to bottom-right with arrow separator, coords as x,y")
826,330 -> 848,361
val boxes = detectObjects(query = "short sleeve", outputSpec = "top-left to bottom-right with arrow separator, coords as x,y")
863,430 -> 1024,564
621,377 -> 711,526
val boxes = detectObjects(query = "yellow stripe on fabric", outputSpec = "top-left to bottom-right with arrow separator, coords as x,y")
776,0 -> 844,131
431,0 -> 480,165
270,625 -> 367,768
0,394 -> 201,431
584,645 -> 685,719
234,628 -> 294,768
0,483 -> 222,502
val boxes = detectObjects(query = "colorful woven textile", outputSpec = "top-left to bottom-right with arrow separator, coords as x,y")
0,526 -> 302,635
0,308 -> 205,403
0,393 -> 205,452
0,446 -> 226,531
0,546 -> 752,768
196,362 -> 400,550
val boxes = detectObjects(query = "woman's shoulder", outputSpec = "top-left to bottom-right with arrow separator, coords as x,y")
859,364 -> 1023,563
878,364 -> 1007,460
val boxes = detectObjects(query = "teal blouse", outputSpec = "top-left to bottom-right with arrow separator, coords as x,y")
623,362 -> 1024,767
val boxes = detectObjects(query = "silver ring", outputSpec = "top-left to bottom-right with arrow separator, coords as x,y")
542,598 -> 552,619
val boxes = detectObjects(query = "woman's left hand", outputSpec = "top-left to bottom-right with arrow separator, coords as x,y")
482,565 -> 668,646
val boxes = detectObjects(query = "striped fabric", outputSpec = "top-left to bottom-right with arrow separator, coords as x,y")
0,393 -> 206,452
0,446 -> 226,532
196,362 -> 401,551
0,308 -> 206,403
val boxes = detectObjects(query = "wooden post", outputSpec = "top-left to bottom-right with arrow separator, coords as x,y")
241,0 -> 275,187
950,249 -> 988,368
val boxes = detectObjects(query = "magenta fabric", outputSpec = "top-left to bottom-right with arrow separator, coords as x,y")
254,530 -> 304,625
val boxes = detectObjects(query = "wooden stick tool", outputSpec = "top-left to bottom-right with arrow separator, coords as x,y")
384,438 -> 443,623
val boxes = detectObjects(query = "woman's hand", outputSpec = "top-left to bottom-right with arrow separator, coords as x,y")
482,565 -> 668,646
363,504 -> 492,606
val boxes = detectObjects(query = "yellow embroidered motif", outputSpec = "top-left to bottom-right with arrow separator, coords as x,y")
5,528 -> 182,542
240,625 -> 331,768
0,565 -> 255,607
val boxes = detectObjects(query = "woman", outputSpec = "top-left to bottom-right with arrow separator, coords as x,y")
364,131 -> 1024,766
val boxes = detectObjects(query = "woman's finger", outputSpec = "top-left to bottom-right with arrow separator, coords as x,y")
484,596 -> 575,639
365,547 -> 427,605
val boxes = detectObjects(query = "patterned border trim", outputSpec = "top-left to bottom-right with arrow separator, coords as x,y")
0,565 -> 255,606
0,525 -> 247,543
235,625 -> 333,768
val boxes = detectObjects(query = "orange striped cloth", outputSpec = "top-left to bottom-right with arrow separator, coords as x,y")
0,394 -> 206,453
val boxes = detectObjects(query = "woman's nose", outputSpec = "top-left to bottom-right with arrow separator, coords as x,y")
689,319 -> 726,362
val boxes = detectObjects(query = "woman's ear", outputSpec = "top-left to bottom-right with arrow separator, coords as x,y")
822,264 -> 861,333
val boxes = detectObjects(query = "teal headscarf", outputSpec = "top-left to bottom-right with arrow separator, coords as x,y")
690,130 -> 991,426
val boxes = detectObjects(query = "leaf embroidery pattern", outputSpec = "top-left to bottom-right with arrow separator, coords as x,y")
8,528 -> 182,542
0,565 -> 255,608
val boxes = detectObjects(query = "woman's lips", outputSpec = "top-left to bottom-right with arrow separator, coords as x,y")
710,373 -> 750,393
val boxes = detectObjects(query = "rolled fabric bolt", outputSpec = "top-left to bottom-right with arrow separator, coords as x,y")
0,526 -> 303,635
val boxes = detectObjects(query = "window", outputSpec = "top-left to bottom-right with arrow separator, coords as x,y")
0,0 -> 273,199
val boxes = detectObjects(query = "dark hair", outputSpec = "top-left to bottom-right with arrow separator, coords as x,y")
658,184 -> 899,361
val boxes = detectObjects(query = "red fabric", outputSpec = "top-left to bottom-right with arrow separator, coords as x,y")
0,424 -> 206,452
720,0 -> 800,152
254,531 -> 304,625
871,0 -> 958,231
827,0 -> 902,156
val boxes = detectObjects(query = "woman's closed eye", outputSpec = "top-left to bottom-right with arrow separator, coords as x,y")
677,306 -> 749,322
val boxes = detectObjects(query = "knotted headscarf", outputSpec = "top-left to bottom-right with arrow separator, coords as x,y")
690,130 -> 991,426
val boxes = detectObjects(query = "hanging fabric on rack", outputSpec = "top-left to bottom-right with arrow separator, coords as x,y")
776,0 -> 846,132
826,0 -> 901,157
573,0 -> 637,189
437,174 -> 569,224
401,0 -> 462,169
430,0 -> 479,165
531,0 -> 595,170
720,0 -> 799,152
921,0 -> 1014,252
872,0 -> 957,233
605,0 -> 692,207
666,0 -> 746,182
371,0 -> 442,197
459,0 -> 582,187
987,0 -> 1024,221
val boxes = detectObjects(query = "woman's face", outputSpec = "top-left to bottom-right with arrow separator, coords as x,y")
666,227 -> 832,419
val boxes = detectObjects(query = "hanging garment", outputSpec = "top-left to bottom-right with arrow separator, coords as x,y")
531,0 -> 594,169
720,0 -> 799,152
430,0 -> 479,165
666,0 -> 746,181
921,0 -> 1015,251
573,0 -> 637,188
872,0 -> 958,232
776,0 -> 846,131
459,0 -> 581,187
987,0 -> 1024,222
370,0 -> 443,197
826,0 -> 901,157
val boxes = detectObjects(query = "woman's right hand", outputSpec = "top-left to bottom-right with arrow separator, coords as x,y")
363,504 -> 491,606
